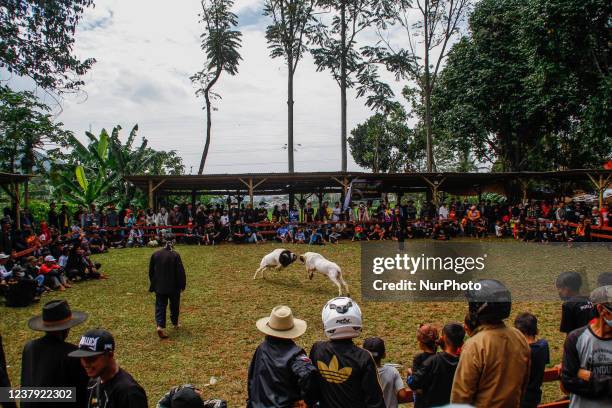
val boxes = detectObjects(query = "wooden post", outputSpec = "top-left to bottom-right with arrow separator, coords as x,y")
191,190 -> 196,208
599,174 -> 603,210
148,179 -> 154,210
14,182 -> 20,229
249,178 -> 254,207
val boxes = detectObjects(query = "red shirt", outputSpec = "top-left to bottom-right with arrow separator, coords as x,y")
39,264 -> 60,275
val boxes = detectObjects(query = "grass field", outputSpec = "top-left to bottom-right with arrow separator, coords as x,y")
1,240 -> 604,406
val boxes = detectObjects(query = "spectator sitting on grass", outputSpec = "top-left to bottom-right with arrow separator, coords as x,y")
39,255 -> 71,291
328,227 -> 341,244
409,322 -> 465,408
363,337 -> 411,408
156,384 -> 226,408
352,225 -> 365,241
309,226 -> 324,245
295,228 -> 306,244
514,312 -> 550,408
277,225 -> 291,243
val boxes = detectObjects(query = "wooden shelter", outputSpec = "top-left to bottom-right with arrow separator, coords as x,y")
126,169 -> 612,210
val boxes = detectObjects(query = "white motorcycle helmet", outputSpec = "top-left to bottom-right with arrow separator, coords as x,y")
322,297 -> 362,339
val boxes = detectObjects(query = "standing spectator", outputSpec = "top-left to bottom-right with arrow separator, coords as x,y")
247,305 -> 318,407
561,285 -> 612,407
149,234 -> 186,339
407,324 -> 439,407
408,323 -> 465,408
68,328 -> 148,408
556,271 -> 595,334
451,279 -> 530,407
438,203 -> 449,220
304,202 -> 315,223
362,337 -> 411,408
48,202 -> 59,229
21,300 -> 89,408
514,313 -> 550,408
106,204 -> 119,228
0,333 -> 17,408
59,204 -> 71,234
309,297 -> 385,408
332,202 -> 342,222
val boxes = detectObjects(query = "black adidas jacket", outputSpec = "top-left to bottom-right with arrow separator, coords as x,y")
247,336 -> 318,408
309,339 -> 385,408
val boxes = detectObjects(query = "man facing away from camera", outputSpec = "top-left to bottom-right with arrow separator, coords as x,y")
149,233 -> 186,339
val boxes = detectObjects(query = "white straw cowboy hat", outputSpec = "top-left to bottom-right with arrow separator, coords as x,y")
256,305 -> 307,339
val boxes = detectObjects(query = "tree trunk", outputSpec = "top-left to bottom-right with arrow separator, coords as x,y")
423,4 -> 434,172
340,0 -> 348,172
288,60 -> 295,173
199,92 -> 213,175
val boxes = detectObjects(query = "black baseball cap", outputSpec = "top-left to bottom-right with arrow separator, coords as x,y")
363,337 -> 385,358
68,328 -> 115,357
171,386 -> 204,408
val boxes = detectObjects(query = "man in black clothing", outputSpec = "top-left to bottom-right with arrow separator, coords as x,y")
310,297 -> 385,408
556,271 -> 596,334
409,322 -> 465,408
1,334 -> 17,408
69,328 -> 148,408
149,234 -> 186,339
247,305 -> 318,407
21,300 -> 89,408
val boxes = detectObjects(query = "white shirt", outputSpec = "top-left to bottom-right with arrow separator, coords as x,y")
438,206 -> 449,219
378,364 -> 405,408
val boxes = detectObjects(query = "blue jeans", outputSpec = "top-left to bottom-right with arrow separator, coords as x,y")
155,293 -> 181,328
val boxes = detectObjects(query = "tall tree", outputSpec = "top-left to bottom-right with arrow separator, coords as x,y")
264,0 -> 316,174
433,0 -> 611,172
191,0 -> 242,174
364,0 -> 471,171
310,0 -> 381,172
0,0 -> 96,93
0,86 -> 71,207
348,107 -> 413,172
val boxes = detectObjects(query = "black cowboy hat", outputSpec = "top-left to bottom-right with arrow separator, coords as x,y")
28,300 -> 88,332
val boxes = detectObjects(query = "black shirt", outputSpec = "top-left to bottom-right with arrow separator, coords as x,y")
21,334 -> 89,408
560,296 -> 595,333
309,340 -> 385,408
86,368 -> 147,408
410,352 -> 459,408
522,339 -> 550,408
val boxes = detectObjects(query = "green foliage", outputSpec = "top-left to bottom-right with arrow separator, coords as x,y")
0,0 -> 96,92
0,85 -> 72,175
191,0 -> 243,174
433,0 -> 611,171
264,0 -> 316,69
50,125 -> 184,207
348,108 -> 413,172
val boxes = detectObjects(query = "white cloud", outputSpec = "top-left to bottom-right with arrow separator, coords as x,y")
7,0 -> 457,174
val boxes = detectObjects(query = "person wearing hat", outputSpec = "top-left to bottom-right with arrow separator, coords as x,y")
69,328 -> 148,408
149,234 -> 186,339
1,333 -> 17,408
0,253 -> 11,282
309,297 -> 385,408
39,254 -> 71,290
561,285 -> 612,407
451,280 -> 530,408
20,300 -> 89,408
247,305 -> 318,408
156,384 -> 227,408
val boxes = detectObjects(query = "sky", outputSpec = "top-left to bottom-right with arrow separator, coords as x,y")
6,0 -> 437,174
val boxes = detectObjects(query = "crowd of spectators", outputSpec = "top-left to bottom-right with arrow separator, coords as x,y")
3,274 -> 610,408
1,198 -> 609,253
0,198 -> 609,307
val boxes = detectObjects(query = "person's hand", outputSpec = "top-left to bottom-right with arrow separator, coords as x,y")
577,369 -> 591,381
407,367 -> 413,376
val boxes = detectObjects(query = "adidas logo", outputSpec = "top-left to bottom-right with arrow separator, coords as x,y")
317,355 -> 352,384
